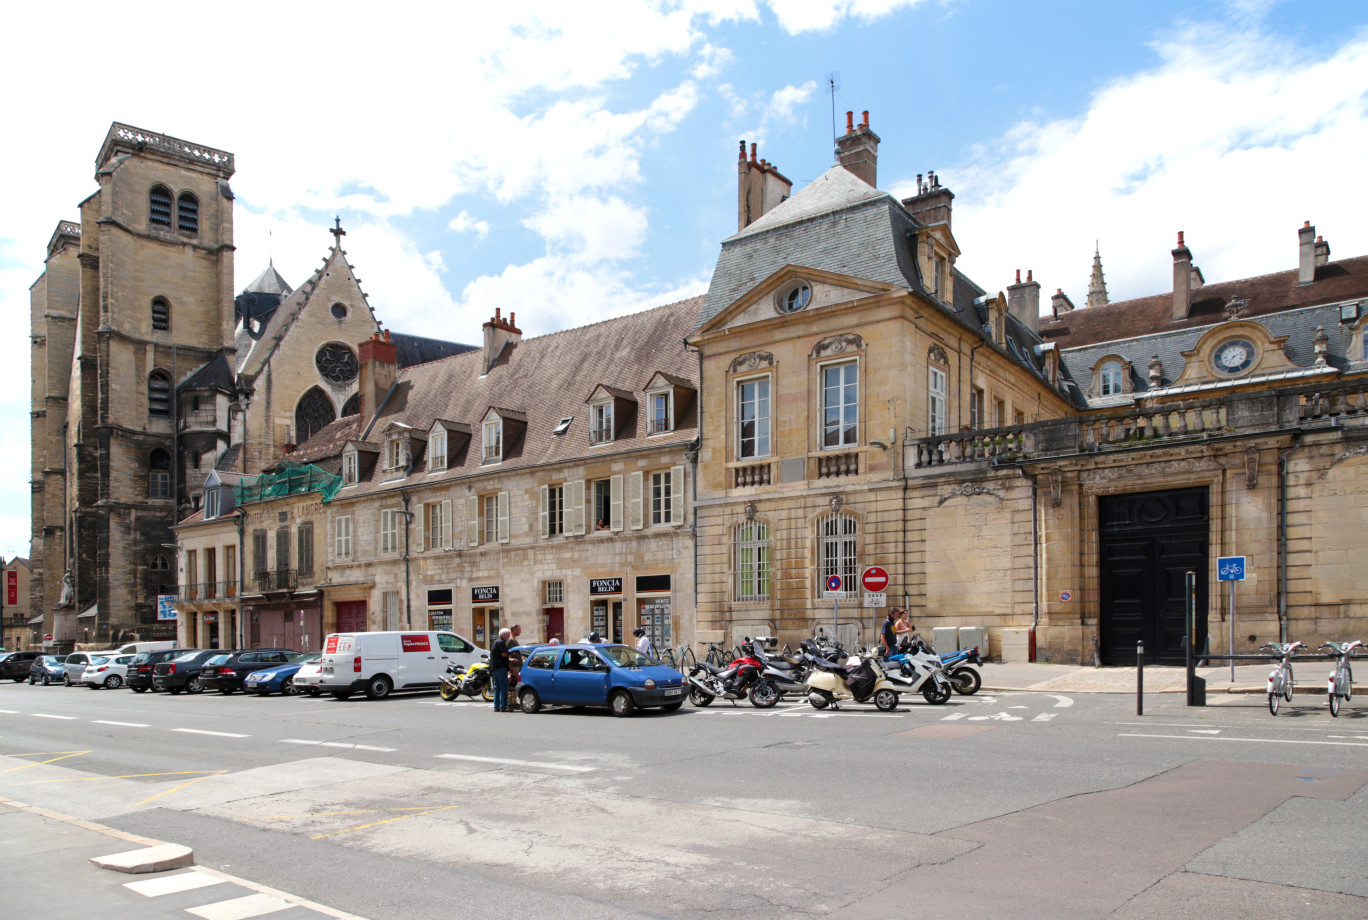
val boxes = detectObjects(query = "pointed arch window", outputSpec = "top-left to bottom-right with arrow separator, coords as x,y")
177,192 -> 199,234
148,449 -> 171,499
151,297 -> 171,332
149,186 -> 172,227
148,372 -> 172,417
295,387 -> 337,444
341,393 -> 360,417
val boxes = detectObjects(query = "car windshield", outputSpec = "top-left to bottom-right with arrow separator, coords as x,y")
289,652 -> 319,663
172,651 -> 203,663
132,653 -> 152,664
46,655 -> 67,664
205,654 -> 231,666
88,656 -> 109,665
598,646 -> 658,668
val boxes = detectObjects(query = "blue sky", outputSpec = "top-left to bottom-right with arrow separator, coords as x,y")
2,0 -> 1366,560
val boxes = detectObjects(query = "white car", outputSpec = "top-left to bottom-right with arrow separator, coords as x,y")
292,659 -> 324,696
81,654 -> 137,689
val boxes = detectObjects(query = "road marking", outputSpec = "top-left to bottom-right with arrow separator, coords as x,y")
941,713 -> 966,721
435,753 -> 595,773
279,738 -> 397,752
135,770 -> 228,806
32,714 -> 77,720
1189,729 -> 1221,734
1328,736 -> 1368,740
0,750 -> 89,773
1049,695 -> 1074,708
1008,705 -> 1028,710
173,728 -> 249,738
93,720 -> 150,727
125,870 -> 224,897
1032,713 -> 1056,722
186,892 -> 294,920
1120,733 -> 1368,748
0,709 -> 18,714
310,804 -> 459,840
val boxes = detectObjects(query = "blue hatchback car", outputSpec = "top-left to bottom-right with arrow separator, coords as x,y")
515,644 -> 686,716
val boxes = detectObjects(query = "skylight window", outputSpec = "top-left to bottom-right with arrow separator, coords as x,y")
553,416 -> 574,436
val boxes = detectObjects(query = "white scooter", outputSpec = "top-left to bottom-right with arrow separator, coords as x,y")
881,643 -> 953,705
804,647 -> 904,712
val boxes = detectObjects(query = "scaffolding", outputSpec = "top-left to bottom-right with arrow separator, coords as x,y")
233,462 -> 342,505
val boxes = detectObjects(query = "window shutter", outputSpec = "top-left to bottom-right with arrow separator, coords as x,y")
571,480 -> 585,535
540,485 -> 550,539
670,465 -> 685,525
441,499 -> 453,549
497,491 -> 510,543
328,518 -> 335,563
413,504 -> 424,553
629,471 -> 644,530
467,495 -> 479,546
610,475 -> 624,533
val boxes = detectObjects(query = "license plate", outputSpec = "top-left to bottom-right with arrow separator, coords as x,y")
323,667 -> 333,676
663,687 -> 682,697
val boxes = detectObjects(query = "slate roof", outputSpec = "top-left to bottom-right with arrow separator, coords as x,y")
390,332 -> 477,367
243,261 -> 293,297
728,165 -> 886,240
179,353 -> 235,392
291,296 -> 704,497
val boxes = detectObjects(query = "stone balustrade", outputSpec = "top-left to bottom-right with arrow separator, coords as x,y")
817,451 -> 859,479
732,462 -> 772,487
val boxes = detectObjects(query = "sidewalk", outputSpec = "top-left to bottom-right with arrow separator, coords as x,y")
977,660 -> 1326,694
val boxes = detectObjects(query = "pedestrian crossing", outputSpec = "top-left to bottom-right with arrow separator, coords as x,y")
116,865 -> 365,920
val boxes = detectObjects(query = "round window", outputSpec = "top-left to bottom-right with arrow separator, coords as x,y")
331,302 -> 348,320
1211,339 -> 1256,375
315,344 -> 359,384
781,282 -> 811,313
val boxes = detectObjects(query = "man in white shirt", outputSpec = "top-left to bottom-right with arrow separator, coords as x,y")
633,627 -> 653,658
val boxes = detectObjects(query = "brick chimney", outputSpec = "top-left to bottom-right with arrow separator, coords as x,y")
901,169 -> 954,233
1315,235 -> 1331,267
1007,269 -> 1042,334
1172,231 -> 1195,320
835,110 -> 880,188
1050,288 -> 1076,319
482,307 -> 522,374
737,141 -> 793,231
358,329 -> 397,428
1298,221 -> 1318,284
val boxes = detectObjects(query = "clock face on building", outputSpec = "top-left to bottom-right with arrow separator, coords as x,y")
1213,339 -> 1255,375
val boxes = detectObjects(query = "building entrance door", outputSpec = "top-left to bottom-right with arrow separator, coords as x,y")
1099,487 -> 1209,665
544,607 -> 564,643
336,601 -> 367,634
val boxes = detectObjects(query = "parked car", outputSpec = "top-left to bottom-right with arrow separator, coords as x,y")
515,644 -> 686,716
1,650 -> 42,681
127,649 -> 196,693
81,654 -> 137,689
63,651 -> 117,686
292,657 -> 324,696
29,655 -> 68,685
318,631 -> 485,701
199,649 -> 298,695
243,652 -> 322,696
152,649 -> 223,694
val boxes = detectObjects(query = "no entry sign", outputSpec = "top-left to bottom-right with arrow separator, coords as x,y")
861,566 -> 889,592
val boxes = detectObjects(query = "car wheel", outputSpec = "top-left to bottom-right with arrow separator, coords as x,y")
332,690 -> 352,700
132,686 -> 147,693
186,678 -> 203,694
306,688 -> 320,697
364,675 -> 392,701
64,676 -> 71,687
609,690 -> 636,718
29,676 -> 36,685
519,688 -> 542,714
281,677 -> 297,696
41,675 -> 50,686
168,686 -> 182,695
105,675 -> 124,689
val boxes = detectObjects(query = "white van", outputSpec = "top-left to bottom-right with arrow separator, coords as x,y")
114,641 -> 178,655
317,631 -> 485,700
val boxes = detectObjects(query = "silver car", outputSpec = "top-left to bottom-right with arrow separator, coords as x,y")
62,651 -> 117,686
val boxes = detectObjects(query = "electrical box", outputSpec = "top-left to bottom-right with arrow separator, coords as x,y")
1000,628 -> 1030,663
932,627 -> 960,656
958,626 -> 988,657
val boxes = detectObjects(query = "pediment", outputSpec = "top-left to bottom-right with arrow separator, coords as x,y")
695,264 -> 901,336
1170,321 -> 1299,387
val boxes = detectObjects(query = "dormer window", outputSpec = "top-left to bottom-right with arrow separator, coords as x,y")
205,488 -> 221,520
649,392 -> 671,434
483,418 -> 502,462
429,430 -> 447,471
591,402 -> 614,445
386,437 -> 404,470
1100,361 -> 1123,396
1089,355 -> 1134,399
553,417 -> 573,437
343,449 -> 358,485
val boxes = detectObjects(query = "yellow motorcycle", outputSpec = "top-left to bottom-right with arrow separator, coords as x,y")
439,658 -> 494,702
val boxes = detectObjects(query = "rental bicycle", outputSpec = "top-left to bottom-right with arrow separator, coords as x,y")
1261,642 -> 1305,715
1320,640 -> 1363,717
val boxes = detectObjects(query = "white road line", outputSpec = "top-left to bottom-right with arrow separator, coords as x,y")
0,709 -> 18,714
1120,733 -> 1368,748
941,713 -> 966,721
435,753 -> 595,773
93,720 -> 150,727
173,728 -> 249,738
1049,695 -> 1074,708
279,738 -> 396,752
125,870 -> 224,897
1032,713 -> 1056,722
32,714 -> 76,720
1328,736 -> 1368,740
186,892 -> 293,920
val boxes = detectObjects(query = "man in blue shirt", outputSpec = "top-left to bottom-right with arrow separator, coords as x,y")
490,628 -> 511,711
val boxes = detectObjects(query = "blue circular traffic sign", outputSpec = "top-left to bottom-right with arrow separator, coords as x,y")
826,575 -> 843,592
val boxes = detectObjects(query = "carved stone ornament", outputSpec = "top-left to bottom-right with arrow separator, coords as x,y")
1244,446 -> 1259,489
937,482 -> 1000,505
1224,297 -> 1248,319
744,501 -> 757,522
928,344 -> 950,366
58,571 -> 74,608
1081,457 -> 1221,482
1048,470 -> 1063,507
812,334 -> 864,358
1313,325 -> 1330,368
729,351 -> 774,374
828,495 -> 843,514
1148,355 -> 1163,387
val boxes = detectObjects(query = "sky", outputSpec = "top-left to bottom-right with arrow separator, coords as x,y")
1,0 -> 1366,561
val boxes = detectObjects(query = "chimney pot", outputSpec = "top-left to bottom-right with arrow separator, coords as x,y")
738,140 -> 746,161
749,143 -> 757,163
1015,269 -> 1021,284
509,312 -> 516,326
861,110 -> 869,129
1177,231 -> 1184,246
1304,220 -> 1311,228
1027,270 -> 1033,282
845,111 -> 854,133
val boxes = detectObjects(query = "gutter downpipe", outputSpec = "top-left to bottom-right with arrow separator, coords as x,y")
683,338 -> 703,646
1277,435 -> 1302,644
401,490 -> 413,630
1028,470 -> 1039,662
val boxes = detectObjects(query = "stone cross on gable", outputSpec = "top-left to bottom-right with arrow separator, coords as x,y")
331,216 -> 346,243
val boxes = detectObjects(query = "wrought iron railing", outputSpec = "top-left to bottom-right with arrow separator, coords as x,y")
253,570 -> 297,592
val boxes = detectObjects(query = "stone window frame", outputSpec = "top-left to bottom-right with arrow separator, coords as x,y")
149,185 -> 173,228
816,356 -> 861,450
735,372 -> 772,460
148,448 -> 171,500
733,517 -> 772,603
775,279 -> 813,315
148,371 -> 172,418
927,345 -> 950,436
1089,354 -> 1134,398
816,510 -> 860,599
177,192 -> 199,235
540,482 -> 567,538
151,296 -> 171,332
648,466 -> 685,527
380,507 -> 401,556
333,514 -> 353,560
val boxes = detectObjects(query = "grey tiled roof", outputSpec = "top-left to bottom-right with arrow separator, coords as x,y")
179,353 -> 235,392
727,164 -> 886,240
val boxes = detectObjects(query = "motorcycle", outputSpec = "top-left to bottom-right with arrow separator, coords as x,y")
804,647 -> 905,712
888,636 -> 981,696
748,639 -> 810,708
879,641 -> 953,705
686,639 -> 765,706
439,656 -> 495,702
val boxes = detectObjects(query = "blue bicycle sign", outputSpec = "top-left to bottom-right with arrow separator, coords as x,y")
1217,556 -> 1246,581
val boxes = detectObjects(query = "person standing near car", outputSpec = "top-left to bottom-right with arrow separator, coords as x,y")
634,626 -> 653,657
490,627 -> 511,712
508,624 -> 526,694
881,610 -> 898,657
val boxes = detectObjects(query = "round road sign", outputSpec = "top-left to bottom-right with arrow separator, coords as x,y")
826,575 -> 843,593
43,633 -> 53,642
861,566 -> 889,592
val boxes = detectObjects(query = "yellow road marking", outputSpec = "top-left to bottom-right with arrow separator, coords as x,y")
135,770 -> 228,806
0,751 -> 90,773
3,769 -> 226,788
1,751 -> 89,757
311,805 -> 458,839
238,806 -> 441,822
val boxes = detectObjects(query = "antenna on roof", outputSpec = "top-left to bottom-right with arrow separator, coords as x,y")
825,71 -> 841,157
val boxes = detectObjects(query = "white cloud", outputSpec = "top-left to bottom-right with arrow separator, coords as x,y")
524,196 -> 649,264
691,42 -> 736,79
448,211 -> 491,240
949,22 -> 1368,310
763,0 -> 927,34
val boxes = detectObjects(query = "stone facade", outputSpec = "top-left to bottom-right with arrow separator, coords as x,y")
3,558 -> 33,650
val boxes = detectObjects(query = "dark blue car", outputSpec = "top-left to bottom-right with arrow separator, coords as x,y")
515,644 -> 685,717
28,654 -> 68,685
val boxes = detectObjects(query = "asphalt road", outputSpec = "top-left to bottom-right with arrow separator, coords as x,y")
1,679 -> 1365,919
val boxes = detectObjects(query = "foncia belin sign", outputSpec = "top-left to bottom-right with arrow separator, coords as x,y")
471,586 -> 500,603
589,578 -> 623,596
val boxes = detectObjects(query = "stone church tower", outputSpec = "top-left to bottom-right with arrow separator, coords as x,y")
31,124 -> 236,646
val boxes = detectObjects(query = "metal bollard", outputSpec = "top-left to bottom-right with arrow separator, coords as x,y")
1137,640 -> 1144,716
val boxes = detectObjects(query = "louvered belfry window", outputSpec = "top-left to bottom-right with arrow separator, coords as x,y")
148,372 -> 172,417
177,193 -> 199,234
150,186 -> 173,227
151,297 -> 170,331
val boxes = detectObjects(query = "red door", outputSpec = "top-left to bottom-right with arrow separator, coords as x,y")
336,601 -> 367,633
544,607 -> 564,643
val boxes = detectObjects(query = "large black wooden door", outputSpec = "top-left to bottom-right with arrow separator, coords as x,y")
1098,488 -> 1208,664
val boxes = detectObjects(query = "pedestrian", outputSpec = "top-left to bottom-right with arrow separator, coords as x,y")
508,624 -> 525,690
633,626 -> 652,657
490,627 -> 511,712
894,609 -> 913,642
881,609 -> 898,657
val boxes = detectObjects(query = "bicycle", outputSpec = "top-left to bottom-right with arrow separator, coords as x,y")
1320,640 -> 1364,717
1261,642 -> 1305,715
704,643 -> 733,668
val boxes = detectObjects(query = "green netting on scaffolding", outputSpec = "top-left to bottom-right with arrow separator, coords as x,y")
233,462 -> 342,504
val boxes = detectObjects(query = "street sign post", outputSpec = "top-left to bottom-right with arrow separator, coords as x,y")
860,567 -> 889,593
1217,556 -> 1247,680
862,592 -> 886,607
827,575 -> 842,638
